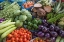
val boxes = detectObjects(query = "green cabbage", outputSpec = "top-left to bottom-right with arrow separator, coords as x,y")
19,15 -> 27,21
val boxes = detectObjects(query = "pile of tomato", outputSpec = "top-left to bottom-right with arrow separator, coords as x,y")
6,28 -> 32,42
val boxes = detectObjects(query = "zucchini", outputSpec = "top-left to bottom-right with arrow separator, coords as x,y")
0,22 -> 15,29
0,25 -> 15,34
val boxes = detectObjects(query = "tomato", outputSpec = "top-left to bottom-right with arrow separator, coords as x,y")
27,31 -> 31,35
6,40 -> 11,42
12,40 -> 16,42
16,30 -> 19,34
23,35 -> 27,38
14,32 -> 18,37
8,34 -> 13,38
19,38 -> 23,42
19,32 -> 23,36
27,37 -> 31,40
25,40 -> 29,42
23,30 -> 26,33
24,38 -> 27,42
20,36 -> 23,39
11,37 -> 15,41
16,37 -> 19,41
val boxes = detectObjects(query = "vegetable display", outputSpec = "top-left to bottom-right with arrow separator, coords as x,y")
0,0 -> 64,42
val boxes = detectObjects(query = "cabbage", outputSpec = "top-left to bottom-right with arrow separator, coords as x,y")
15,20 -> 23,27
19,15 -> 27,21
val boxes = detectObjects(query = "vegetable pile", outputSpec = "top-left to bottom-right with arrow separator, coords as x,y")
0,0 -> 64,42
6,28 -> 32,42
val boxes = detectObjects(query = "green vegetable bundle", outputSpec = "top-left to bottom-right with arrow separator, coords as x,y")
0,2 -> 20,19
47,14 -> 64,23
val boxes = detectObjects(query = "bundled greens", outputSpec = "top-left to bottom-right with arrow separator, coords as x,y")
0,1 -> 11,9
47,14 -> 64,23
0,2 -> 20,19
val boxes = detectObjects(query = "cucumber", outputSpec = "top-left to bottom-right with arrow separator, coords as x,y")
56,36 -> 61,42
0,27 -> 16,39
0,25 -> 15,34
0,22 -> 15,29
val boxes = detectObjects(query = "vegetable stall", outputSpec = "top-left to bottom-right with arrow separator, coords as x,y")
0,0 -> 64,42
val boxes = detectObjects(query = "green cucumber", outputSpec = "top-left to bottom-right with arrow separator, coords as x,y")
56,36 -> 61,42
0,25 -> 15,34
0,22 -> 15,29
0,27 -> 16,39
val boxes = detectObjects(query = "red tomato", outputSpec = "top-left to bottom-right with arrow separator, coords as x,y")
24,38 -> 27,42
16,30 -> 19,34
16,37 -> 19,41
12,40 -> 16,42
11,37 -> 15,41
25,40 -> 29,42
8,34 -> 13,38
27,37 -> 31,40
14,33 -> 18,38
27,31 -> 31,35
6,40 -> 11,42
23,30 -> 26,33
23,35 -> 27,38
19,38 -> 23,42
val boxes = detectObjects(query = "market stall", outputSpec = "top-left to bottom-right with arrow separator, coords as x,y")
0,0 -> 64,42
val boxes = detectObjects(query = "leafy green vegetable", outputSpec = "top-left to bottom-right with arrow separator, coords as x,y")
47,14 -> 64,23
0,2 -> 20,19
0,1 -> 11,9
47,13 -> 54,19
